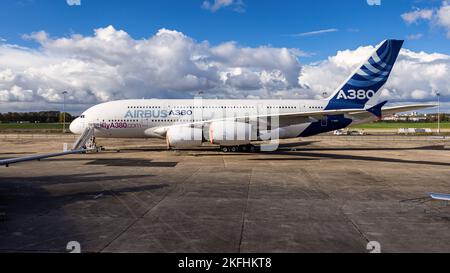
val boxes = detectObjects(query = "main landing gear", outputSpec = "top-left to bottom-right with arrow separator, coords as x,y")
220,144 -> 256,153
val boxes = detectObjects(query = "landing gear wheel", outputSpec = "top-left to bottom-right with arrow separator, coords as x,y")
249,145 -> 256,153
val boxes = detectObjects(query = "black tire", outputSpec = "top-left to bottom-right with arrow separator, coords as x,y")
221,146 -> 229,153
230,146 -> 237,152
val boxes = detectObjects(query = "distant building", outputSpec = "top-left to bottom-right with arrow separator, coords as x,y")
382,112 -> 428,122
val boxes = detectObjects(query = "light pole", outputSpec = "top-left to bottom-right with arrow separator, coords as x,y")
62,91 -> 68,133
436,91 -> 441,135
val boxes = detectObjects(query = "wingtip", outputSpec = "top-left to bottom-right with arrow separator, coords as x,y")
418,103 -> 439,108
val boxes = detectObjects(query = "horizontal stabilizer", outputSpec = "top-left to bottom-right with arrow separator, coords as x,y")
367,100 -> 388,119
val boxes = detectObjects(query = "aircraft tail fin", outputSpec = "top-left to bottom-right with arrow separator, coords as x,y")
325,39 -> 403,110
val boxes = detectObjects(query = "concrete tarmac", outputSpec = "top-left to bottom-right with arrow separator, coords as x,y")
0,135 -> 449,253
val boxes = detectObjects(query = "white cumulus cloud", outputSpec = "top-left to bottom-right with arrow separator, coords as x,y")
401,8 -> 433,24
437,1 -> 450,37
0,26 -> 448,113
0,26 -> 302,112
202,0 -> 245,13
401,1 -> 450,39
66,0 -> 81,6
406,33 -> 424,40
0,85 -> 34,102
298,44 -> 450,103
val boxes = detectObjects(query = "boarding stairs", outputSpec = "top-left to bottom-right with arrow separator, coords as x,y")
72,125 -> 97,151
1,125 -> 100,167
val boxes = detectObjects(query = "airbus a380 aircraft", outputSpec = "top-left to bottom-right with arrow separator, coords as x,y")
68,39 -> 434,152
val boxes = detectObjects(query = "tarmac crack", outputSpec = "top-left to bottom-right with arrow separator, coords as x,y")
298,167 -> 332,200
237,168 -> 252,253
345,213 -> 370,244
99,167 -> 202,252
303,167 -> 370,247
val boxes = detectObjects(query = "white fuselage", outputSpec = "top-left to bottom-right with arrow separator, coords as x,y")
70,99 -> 373,140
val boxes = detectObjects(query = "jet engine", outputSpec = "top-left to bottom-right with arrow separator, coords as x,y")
208,121 -> 253,146
166,126 -> 203,148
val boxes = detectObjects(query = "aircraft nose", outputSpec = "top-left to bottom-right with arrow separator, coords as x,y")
69,118 -> 84,134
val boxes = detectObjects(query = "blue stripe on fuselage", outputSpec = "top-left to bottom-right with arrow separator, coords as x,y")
299,115 -> 353,137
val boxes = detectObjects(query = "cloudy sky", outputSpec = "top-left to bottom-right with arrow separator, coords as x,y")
0,0 -> 449,114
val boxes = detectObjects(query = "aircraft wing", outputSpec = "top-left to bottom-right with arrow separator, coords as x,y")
234,108 -> 360,127
347,103 -> 437,119
146,108 -> 365,137
379,104 -> 437,117
147,103 -> 437,137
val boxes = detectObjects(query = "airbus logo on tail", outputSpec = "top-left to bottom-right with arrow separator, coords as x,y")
336,89 -> 375,100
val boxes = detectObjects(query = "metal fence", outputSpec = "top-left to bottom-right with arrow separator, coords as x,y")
0,134 -> 78,140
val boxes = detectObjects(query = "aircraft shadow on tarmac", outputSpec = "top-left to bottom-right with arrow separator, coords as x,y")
2,142 -> 447,167
85,158 -> 177,167
253,149 -> 450,167
278,141 -> 447,151
288,145 -> 447,152
0,172 -> 157,186
108,146 -> 218,153
0,172 -> 169,252
43,158 -> 178,167
189,141 -> 449,167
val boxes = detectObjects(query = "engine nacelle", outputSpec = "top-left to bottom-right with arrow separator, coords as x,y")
208,121 -> 253,146
166,126 -> 203,148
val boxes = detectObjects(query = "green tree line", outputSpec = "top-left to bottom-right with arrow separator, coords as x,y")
0,111 -> 75,123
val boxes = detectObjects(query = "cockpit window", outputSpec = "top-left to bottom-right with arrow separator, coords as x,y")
80,115 -> 85,118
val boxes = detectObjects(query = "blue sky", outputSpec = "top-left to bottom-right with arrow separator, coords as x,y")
1,0 -> 448,61
0,0 -> 449,113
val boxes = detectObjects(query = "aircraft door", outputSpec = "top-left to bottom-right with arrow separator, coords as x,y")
321,116 -> 328,127
78,116 -> 86,129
